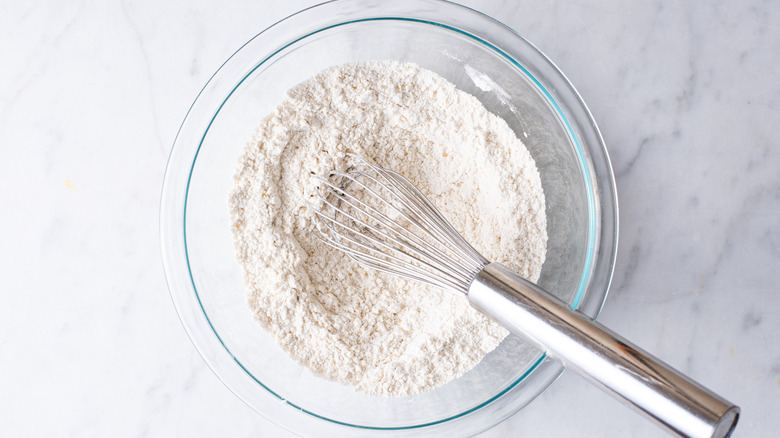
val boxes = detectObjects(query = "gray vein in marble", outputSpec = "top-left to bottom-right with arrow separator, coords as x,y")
1,4 -> 82,113
120,0 -> 166,155
741,309 -> 763,331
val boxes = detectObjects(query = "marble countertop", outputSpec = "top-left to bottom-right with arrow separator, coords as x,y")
1,0 -> 778,436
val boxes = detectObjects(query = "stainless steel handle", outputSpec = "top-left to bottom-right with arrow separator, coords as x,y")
468,263 -> 739,438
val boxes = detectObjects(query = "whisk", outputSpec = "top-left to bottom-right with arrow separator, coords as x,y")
310,155 -> 739,438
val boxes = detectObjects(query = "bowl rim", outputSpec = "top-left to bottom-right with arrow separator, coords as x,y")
160,0 -> 619,435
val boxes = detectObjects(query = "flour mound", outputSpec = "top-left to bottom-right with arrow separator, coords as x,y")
230,61 -> 546,396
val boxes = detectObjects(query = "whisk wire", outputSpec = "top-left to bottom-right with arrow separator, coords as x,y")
312,193 -> 472,291
378,169 -> 487,271
359,162 -> 488,271
315,172 -> 480,285
310,156 -> 489,295
311,207 -> 470,292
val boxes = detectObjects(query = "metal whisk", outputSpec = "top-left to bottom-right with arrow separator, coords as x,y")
309,155 -> 739,438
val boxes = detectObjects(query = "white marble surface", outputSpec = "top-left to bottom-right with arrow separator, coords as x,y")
1,0 -> 778,436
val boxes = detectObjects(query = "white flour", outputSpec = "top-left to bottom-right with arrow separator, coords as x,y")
230,61 -> 547,396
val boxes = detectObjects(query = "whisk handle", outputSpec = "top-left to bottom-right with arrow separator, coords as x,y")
468,263 -> 739,438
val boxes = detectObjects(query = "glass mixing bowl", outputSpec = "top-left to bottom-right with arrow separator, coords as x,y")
160,0 -> 618,436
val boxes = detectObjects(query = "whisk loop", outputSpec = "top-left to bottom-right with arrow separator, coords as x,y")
309,155 -> 487,296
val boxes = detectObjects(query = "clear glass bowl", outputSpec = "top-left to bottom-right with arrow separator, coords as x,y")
160,0 -> 618,436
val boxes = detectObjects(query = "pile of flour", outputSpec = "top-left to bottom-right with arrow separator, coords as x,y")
229,61 -> 546,396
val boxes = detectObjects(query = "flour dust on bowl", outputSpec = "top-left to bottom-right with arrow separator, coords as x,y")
160,0 -> 617,436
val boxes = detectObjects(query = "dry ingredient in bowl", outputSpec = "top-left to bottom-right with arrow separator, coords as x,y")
230,61 -> 546,396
